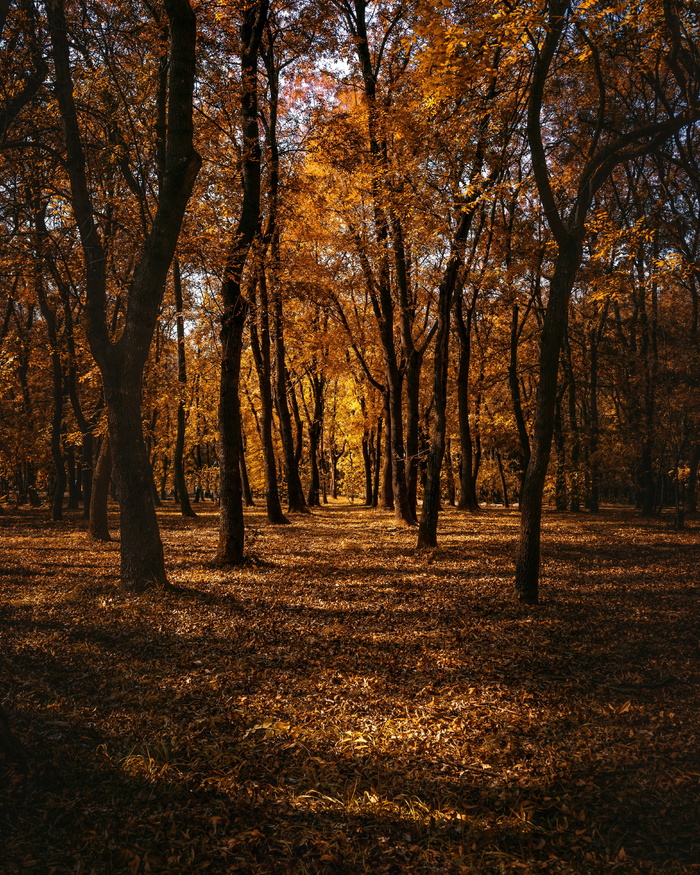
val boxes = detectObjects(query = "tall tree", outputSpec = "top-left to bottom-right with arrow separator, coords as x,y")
515,0 -> 700,603
47,0 -> 201,590
215,0 -> 269,565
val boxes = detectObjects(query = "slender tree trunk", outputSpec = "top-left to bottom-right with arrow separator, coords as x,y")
239,424 -> 255,507
249,267 -> 288,523
216,0 -> 269,560
380,393 -> 393,509
404,353 -> 421,520
306,373 -> 324,507
515,243 -> 581,603
496,451 -> 509,508
553,395 -> 568,510
362,429 -> 373,505
509,303 -> 531,479
444,437 -> 456,506
81,432 -> 93,519
273,301 -> 307,512
373,415 -> 382,507
47,0 -> 201,590
417,262 -> 452,548
34,247 -> 65,521
172,257 -> 196,517
455,299 -> 479,511
88,436 -> 111,541
216,302 -> 247,564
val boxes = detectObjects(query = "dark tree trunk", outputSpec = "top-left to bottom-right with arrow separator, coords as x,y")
553,395 -> 568,511
562,330 -> 581,511
509,302 -> 531,478
380,393 -> 394,509
216,0 -> 269,561
372,415 -> 382,507
273,303 -> 306,512
362,429 -> 373,505
216,302 -> 247,564
496,451 -> 510,508
172,257 -> 196,518
47,0 -> 200,590
306,372 -> 324,507
249,266 -> 288,524
81,432 -> 93,518
417,255 -> 453,548
103,370 -> 169,590
404,351 -> 421,520
88,436 -> 111,541
588,329 -> 601,513
455,297 -> 479,512
444,437 -> 456,506
515,243 -> 581,603
239,424 -> 255,507
33,243 -> 65,521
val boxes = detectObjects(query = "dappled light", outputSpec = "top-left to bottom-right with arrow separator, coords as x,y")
1,503 -> 698,872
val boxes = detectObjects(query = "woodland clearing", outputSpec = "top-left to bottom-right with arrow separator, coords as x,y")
0,502 -> 698,874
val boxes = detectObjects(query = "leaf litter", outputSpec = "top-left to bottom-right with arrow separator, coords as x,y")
0,502 -> 698,873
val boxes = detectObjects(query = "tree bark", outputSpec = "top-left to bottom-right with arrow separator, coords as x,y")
515,243 -> 581,602
216,302 -> 247,564
249,264 -> 288,523
215,0 -> 269,562
172,257 -> 196,517
88,436 -> 111,541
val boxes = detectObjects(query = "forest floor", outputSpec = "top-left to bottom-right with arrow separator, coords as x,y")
0,501 -> 699,874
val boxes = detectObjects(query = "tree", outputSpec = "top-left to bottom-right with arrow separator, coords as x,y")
515,0 -> 700,603
215,0 -> 269,566
47,0 -> 201,590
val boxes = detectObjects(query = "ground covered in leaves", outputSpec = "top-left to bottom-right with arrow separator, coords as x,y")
0,502 -> 698,874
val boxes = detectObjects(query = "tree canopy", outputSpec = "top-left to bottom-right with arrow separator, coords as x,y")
1,0 -> 699,600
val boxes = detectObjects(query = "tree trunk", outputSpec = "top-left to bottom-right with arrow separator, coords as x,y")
509,302 -> 531,479
496,451 -> 509,508
455,298 -> 479,512
444,437 -> 456,506
81,432 -> 93,519
362,429 -> 373,505
216,0 -> 269,559
417,259 -> 452,548
172,257 -> 196,518
373,415 -> 382,507
273,301 -> 307,512
249,267 -> 288,524
515,244 -> 581,603
216,302 -> 247,565
104,370 -> 168,591
306,373 -> 324,507
88,436 -> 111,541
380,393 -> 393,509
239,424 -> 255,507
47,0 -> 201,590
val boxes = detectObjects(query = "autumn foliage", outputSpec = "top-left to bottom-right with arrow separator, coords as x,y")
1,0 -> 700,870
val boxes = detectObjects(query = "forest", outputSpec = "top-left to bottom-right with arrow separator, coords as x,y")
1,0 -> 699,872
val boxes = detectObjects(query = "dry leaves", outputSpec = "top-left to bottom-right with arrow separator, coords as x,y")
0,502 -> 699,873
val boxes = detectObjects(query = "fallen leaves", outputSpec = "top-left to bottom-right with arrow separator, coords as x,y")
1,503 -> 699,872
